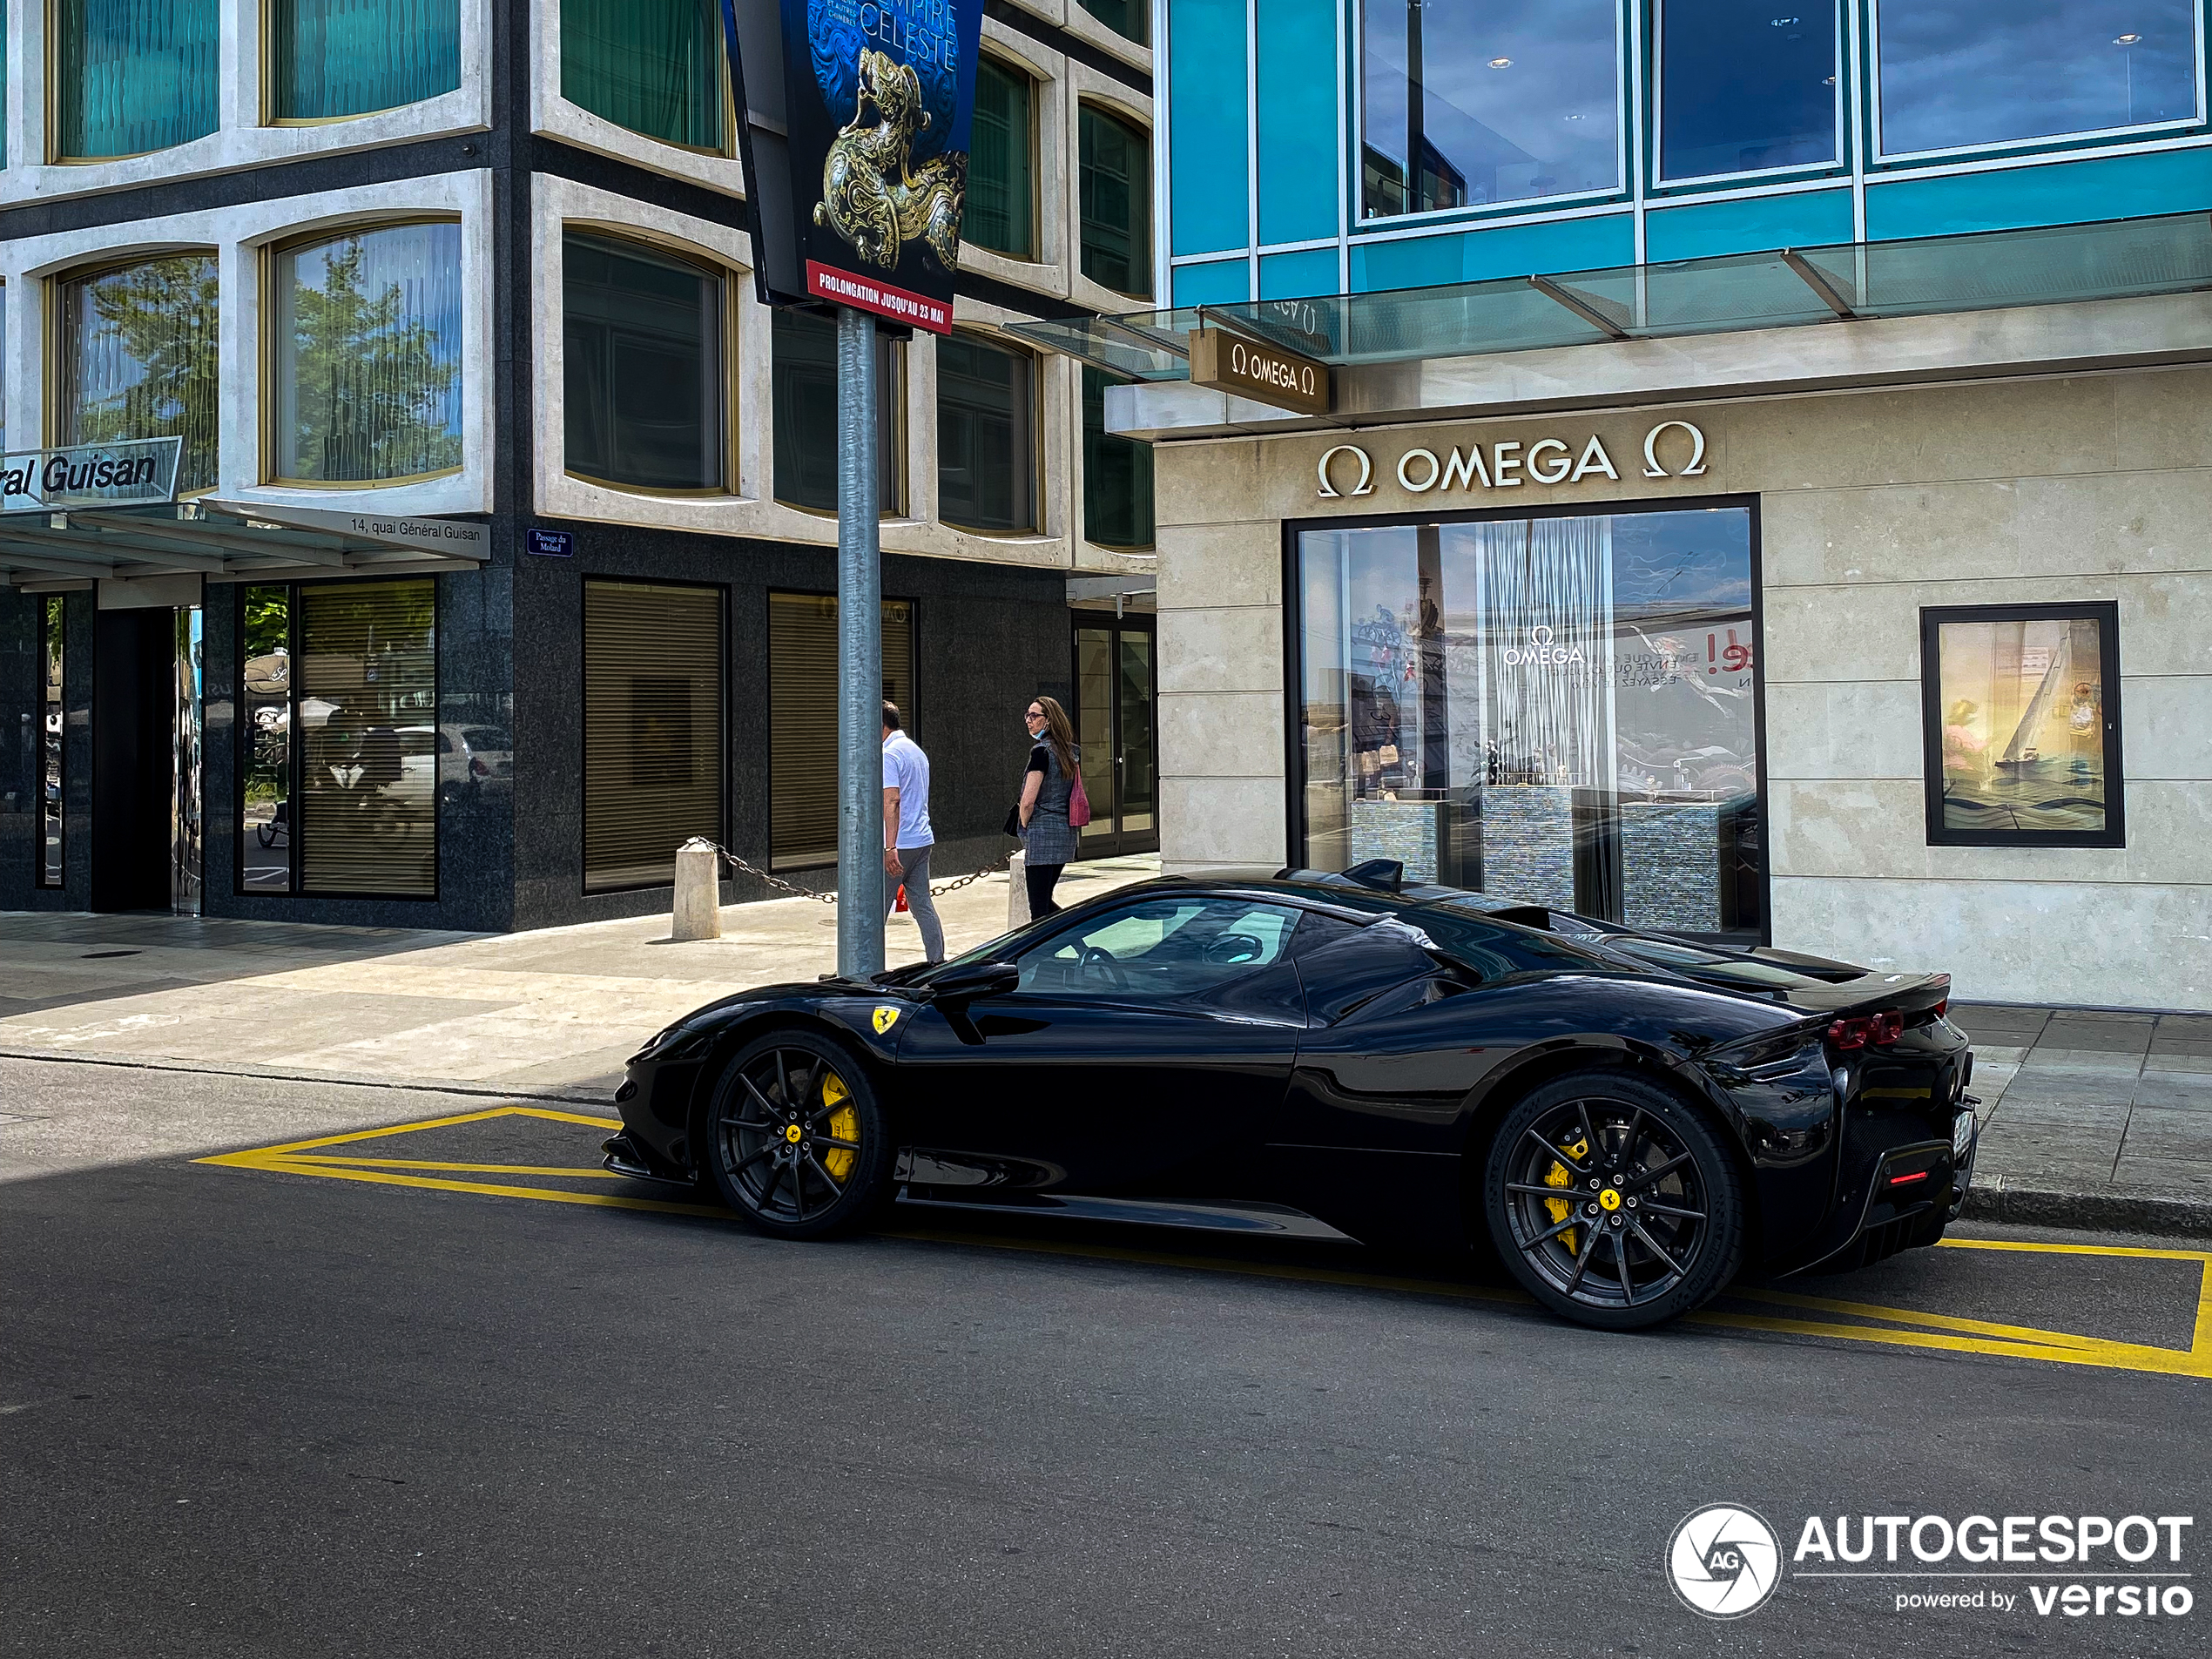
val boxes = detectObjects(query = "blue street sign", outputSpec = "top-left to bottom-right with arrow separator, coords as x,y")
525,529 -> 574,557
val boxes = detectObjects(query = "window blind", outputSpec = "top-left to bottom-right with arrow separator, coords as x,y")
298,579 -> 437,897
583,581 -> 723,890
768,594 -> 915,869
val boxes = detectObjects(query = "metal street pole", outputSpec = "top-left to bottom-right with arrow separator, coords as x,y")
835,304 -> 884,979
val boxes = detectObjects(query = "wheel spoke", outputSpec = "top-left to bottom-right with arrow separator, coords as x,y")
1639,1199 -> 1704,1222
790,1153 -> 809,1222
1527,1211 -> 1581,1247
1575,1099 -> 1598,1161
803,1149 -> 845,1194
731,1143 -> 776,1176
1631,1151 -> 1691,1190
739,1073 -> 779,1118
814,1135 -> 862,1151
1630,1217 -> 1688,1280
1617,1107 -> 1645,1171
1507,1181 -> 1588,1200
755,1157 -> 785,1211
1615,1230 -> 1635,1302
1561,1217 -> 1604,1296
774,1051 -> 792,1110
792,1058 -> 820,1111
1521,1127 -> 1588,1179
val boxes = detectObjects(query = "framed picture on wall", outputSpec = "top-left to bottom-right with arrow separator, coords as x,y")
1919,602 -> 2124,847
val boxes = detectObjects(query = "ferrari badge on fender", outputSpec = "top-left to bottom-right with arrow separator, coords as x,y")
873,1006 -> 901,1035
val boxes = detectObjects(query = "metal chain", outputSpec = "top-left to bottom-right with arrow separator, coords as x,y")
705,842 -> 1008,905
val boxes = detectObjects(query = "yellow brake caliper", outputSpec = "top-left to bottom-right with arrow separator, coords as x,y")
1544,1136 -> 1588,1253
819,1071 -> 858,1183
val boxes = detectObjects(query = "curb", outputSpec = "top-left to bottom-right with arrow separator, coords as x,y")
1962,1177 -> 2212,1240
0,1045 -> 612,1109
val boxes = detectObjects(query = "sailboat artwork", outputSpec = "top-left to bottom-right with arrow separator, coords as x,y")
1936,615 -> 2109,836
1993,631 -> 2067,772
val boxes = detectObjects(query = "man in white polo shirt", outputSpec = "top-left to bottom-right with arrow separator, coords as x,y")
880,701 -> 944,963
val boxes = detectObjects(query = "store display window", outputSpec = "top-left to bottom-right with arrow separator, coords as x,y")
1293,502 -> 1762,941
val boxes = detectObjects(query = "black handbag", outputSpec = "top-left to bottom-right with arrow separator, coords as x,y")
1003,803 -> 1022,837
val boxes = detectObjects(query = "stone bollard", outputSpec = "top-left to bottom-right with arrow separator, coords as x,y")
671,838 -> 723,941
1006,848 -> 1029,930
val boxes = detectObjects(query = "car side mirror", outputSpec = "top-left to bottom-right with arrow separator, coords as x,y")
927,961 -> 1020,1003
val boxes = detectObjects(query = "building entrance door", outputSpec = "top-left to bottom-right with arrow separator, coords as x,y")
1071,618 -> 1158,858
91,603 -> 201,913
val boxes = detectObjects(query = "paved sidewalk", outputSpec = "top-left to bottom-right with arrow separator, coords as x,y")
1949,1002 -> 2212,1237
0,855 -> 1160,1098
3,876 -> 2208,1237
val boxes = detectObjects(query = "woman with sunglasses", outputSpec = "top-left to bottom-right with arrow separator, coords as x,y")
1016,695 -> 1081,916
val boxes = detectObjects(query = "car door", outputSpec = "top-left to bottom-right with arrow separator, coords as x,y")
894,894 -> 1312,1194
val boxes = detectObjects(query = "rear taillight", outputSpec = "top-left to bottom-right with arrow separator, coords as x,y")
1830,1009 -> 1905,1049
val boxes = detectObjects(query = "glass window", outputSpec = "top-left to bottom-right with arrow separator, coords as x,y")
1077,0 -> 1147,46
936,334 -> 1035,533
268,0 -> 462,120
563,233 -> 725,492
1082,366 -> 1153,550
583,581 -> 724,890
561,0 -> 725,150
1296,507 -> 1762,943
239,585 -> 294,894
768,593 -> 916,870
271,222 -> 464,484
1079,105 -> 1151,297
1921,603 -> 2123,846
57,256 -> 219,495
1013,896 -> 1304,999
1877,1 -> 2200,156
1360,0 -> 1619,219
770,307 -> 903,514
38,597 -> 64,890
1660,2 -> 1839,181
298,580 -> 437,897
56,0 -> 219,159
967,57 -> 1035,260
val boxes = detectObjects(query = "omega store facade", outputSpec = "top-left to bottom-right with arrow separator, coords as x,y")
1035,222 -> 2212,1013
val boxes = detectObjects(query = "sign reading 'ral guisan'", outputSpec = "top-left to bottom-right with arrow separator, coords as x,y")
724,0 -> 987,334
0,437 -> 182,515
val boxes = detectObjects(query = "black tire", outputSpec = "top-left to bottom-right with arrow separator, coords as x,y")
704,1029 -> 892,1239
1482,1070 -> 1743,1332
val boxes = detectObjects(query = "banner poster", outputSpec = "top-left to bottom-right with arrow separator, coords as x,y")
759,0 -> 985,334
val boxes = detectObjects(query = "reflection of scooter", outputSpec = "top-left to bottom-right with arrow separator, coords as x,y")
256,800 -> 290,848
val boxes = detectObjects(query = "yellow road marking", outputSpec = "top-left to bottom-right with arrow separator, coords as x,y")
198,1108 -> 2212,1379
220,1155 -> 721,1217
280,1155 -> 630,1179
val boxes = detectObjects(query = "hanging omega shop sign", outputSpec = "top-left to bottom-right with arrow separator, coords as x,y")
1189,327 -> 1333,417
723,0 -> 987,334
1314,421 -> 1709,499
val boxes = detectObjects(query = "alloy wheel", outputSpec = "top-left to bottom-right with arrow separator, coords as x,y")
712,1046 -> 865,1225
1500,1096 -> 1710,1312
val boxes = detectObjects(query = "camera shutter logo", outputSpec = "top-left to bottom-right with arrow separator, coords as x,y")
1669,1504 -> 1782,1619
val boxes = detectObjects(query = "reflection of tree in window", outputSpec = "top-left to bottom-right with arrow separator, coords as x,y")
277,226 -> 463,482
61,257 -> 219,493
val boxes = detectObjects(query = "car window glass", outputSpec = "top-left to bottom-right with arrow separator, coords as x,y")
1015,898 -> 1303,999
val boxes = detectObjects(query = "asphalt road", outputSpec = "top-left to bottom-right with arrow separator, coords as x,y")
3,1057 -> 2208,1658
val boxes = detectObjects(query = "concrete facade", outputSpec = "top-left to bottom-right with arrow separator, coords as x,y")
1147,357 -> 2212,1011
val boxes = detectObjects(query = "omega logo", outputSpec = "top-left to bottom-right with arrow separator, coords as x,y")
1315,421 -> 1707,499
1501,624 -> 1585,669
1230,338 -> 1319,399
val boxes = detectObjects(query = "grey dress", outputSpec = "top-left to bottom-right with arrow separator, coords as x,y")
1021,742 -> 1081,864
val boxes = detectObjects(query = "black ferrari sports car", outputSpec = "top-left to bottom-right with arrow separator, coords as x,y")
605,863 -> 1978,1330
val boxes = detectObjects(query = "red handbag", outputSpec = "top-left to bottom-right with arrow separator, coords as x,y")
1068,767 -> 1092,829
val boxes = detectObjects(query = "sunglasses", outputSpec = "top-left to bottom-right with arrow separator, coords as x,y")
1025,708 -> 1045,719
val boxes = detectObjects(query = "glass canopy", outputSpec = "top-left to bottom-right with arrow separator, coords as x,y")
1002,211 -> 2212,378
